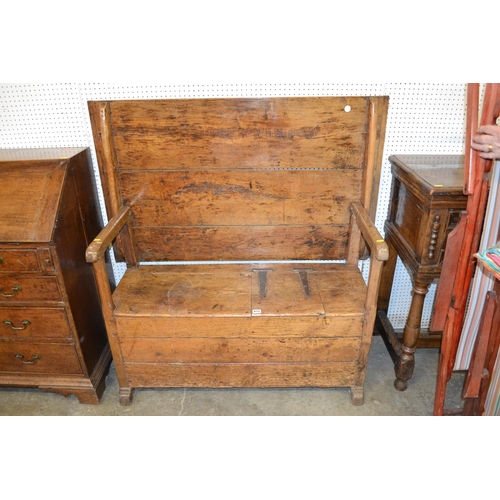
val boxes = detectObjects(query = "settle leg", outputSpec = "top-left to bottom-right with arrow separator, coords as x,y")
119,387 -> 134,405
350,387 -> 364,406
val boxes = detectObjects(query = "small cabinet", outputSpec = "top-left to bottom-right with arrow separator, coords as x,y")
376,154 -> 468,391
0,147 -> 112,403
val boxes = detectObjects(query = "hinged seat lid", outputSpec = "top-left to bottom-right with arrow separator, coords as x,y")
113,264 -> 366,319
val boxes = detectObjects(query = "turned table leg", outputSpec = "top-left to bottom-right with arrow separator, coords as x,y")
394,278 -> 431,391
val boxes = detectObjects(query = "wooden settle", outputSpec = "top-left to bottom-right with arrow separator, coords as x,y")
86,96 -> 389,405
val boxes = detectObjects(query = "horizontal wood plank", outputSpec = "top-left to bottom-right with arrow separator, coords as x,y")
120,337 -> 361,363
124,361 -> 358,388
113,134 -> 366,171
115,315 -> 363,338
120,169 -> 362,227
110,97 -> 369,134
110,97 -> 369,171
133,224 -> 348,261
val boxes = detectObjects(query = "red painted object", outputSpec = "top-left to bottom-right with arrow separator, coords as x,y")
433,83 -> 500,416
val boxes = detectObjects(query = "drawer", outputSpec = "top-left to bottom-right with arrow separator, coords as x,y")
0,307 -> 72,339
0,341 -> 82,375
0,275 -> 62,303
0,249 -> 40,273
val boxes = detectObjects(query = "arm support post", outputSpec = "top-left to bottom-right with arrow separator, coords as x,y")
85,205 -> 131,392
350,202 -> 390,388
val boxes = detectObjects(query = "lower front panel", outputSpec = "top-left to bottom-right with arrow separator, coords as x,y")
115,314 -> 364,390
120,337 -> 361,364
124,362 -> 358,388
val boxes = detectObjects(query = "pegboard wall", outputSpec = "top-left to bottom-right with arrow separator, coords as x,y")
0,83 -> 469,329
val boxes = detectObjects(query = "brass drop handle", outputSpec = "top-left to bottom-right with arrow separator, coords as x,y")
0,285 -> 22,298
3,319 -> 31,330
14,353 -> 41,364
0,256 -> 3,264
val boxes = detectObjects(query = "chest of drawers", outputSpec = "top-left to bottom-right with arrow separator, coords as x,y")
0,147 -> 112,403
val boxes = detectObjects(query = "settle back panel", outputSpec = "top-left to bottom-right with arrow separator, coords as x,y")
89,97 -> 388,262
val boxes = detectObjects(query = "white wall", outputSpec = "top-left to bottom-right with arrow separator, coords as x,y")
0,82 -> 469,329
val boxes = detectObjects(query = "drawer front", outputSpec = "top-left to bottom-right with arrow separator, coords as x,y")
0,249 -> 40,273
0,275 -> 62,303
0,341 -> 82,375
0,307 -> 72,339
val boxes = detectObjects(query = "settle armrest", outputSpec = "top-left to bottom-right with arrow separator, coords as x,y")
86,205 -> 131,263
351,202 -> 389,261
